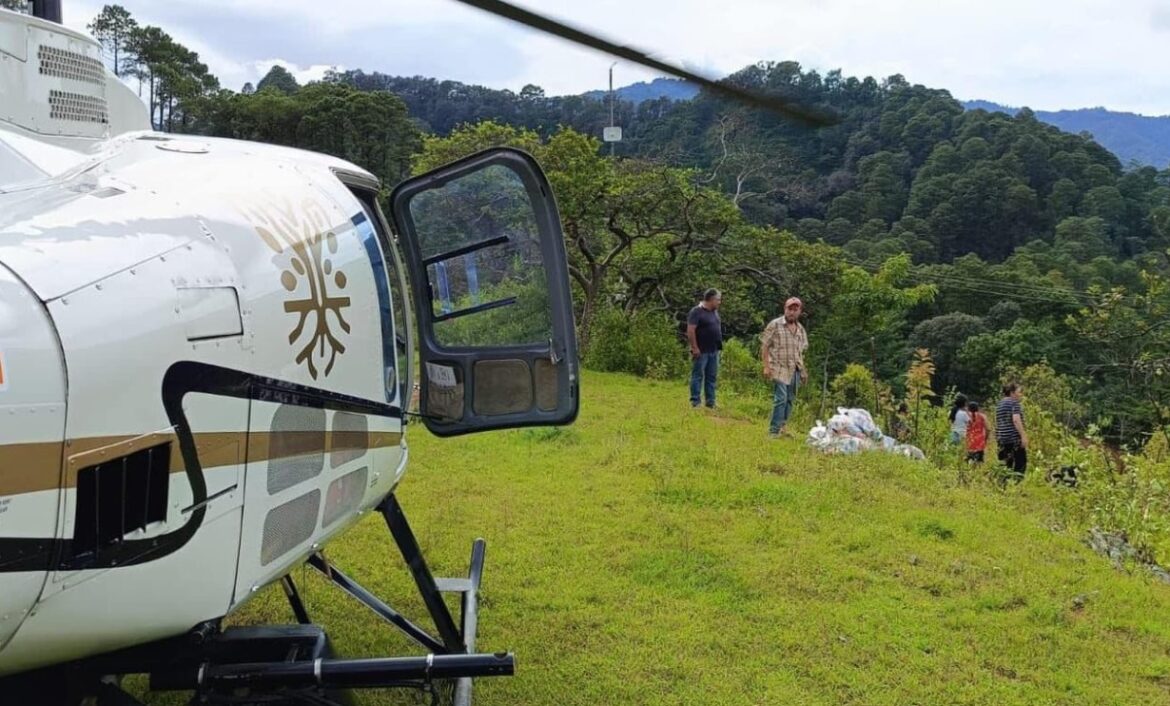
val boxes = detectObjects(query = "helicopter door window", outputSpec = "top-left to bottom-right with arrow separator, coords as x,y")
411,164 -> 553,349
389,148 -> 579,437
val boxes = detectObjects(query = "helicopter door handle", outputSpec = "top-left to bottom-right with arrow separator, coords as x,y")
548,338 -> 561,365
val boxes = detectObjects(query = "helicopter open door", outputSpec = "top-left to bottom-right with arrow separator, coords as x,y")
389,148 -> 579,436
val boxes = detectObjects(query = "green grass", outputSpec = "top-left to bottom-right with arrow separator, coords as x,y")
206,372 -> 1170,704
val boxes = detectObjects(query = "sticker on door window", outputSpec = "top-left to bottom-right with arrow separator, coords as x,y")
0,348 -> 7,391
425,362 -> 457,388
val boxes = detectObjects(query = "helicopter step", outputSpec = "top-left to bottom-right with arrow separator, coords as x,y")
0,495 -> 510,706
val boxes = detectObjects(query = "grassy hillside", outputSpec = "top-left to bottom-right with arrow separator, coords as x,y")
227,371 -> 1170,705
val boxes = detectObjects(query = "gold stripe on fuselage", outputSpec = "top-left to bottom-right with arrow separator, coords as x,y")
0,430 -> 402,496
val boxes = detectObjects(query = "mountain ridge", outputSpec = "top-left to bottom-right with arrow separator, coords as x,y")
569,82 -> 1170,168
963,100 -> 1170,167
581,77 -> 699,104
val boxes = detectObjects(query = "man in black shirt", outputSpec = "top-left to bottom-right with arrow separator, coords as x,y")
687,288 -> 723,408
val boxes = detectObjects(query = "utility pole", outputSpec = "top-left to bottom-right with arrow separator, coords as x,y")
608,62 -> 616,157
602,63 -> 622,156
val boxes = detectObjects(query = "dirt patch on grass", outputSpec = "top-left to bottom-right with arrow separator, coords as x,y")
760,463 -> 789,476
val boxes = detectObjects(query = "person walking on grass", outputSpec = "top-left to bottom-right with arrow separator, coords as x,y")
687,288 -> 724,408
996,382 -> 1028,481
949,393 -> 970,446
966,401 -> 988,464
762,297 -> 808,438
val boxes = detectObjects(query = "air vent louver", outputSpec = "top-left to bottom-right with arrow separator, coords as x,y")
37,45 -> 105,85
48,89 -> 108,124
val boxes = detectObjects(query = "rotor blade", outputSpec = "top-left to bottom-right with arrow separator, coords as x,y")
450,0 -> 839,127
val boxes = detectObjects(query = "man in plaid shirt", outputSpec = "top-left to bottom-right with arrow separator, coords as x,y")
762,297 -> 809,437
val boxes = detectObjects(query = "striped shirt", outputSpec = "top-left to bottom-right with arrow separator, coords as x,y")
995,397 -> 1024,444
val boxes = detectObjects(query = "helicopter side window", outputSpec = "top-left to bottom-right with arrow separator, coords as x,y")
351,206 -> 400,404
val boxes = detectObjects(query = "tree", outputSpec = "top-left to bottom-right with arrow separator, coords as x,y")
1071,274 -> 1170,447
256,65 -> 300,95
704,112 -> 788,209
910,313 -> 987,394
1054,216 -> 1112,261
956,320 -> 1068,401
189,83 -> 420,187
292,83 -> 419,185
123,25 -> 173,128
119,24 -> 219,131
88,5 -> 137,77
414,122 -> 742,348
0,0 -> 28,11
518,84 -> 545,101
820,254 -> 937,382
858,151 -> 908,223
986,300 -> 1022,330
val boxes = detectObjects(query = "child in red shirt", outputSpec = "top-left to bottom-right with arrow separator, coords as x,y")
966,401 -> 988,463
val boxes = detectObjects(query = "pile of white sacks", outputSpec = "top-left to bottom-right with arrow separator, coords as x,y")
807,407 -> 926,460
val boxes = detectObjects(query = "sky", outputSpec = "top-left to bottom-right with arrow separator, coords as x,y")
61,0 -> 1170,116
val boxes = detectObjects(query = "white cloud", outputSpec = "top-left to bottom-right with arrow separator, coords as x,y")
62,0 -> 1170,115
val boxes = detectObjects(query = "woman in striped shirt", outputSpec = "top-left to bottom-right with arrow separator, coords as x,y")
995,382 -> 1028,482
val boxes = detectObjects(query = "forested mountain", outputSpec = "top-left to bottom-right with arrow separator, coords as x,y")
963,100 -> 1170,169
319,64 -> 1170,267
582,77 -> 698,103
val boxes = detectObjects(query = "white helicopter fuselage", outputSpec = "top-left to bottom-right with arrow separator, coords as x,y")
0,9 -> 411,675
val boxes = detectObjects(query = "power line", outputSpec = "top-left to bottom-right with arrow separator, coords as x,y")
846,263 -> 1075,306
903,274 -> 1084,306
908,269 -> 1099,301
841,258 -> 1134,307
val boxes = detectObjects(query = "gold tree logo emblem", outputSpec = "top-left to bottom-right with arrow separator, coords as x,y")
242,198 -> 352,379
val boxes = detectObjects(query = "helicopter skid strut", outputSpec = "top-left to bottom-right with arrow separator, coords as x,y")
0,494 -> 511,706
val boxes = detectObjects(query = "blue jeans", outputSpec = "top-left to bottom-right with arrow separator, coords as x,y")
690,352 -> 719,407
769,375 -> 800,434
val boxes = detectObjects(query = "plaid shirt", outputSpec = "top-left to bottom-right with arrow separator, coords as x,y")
762,317 -> 807,385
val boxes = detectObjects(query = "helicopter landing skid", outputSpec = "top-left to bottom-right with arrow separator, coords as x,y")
0,494 -> 512,706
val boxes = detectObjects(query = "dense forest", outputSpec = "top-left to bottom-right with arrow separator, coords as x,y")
84,5 -> 1170,451
964,101 -> 1170,169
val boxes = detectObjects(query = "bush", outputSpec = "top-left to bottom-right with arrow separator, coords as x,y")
830,364 -> 892,416
1146,432 -> 1170,463
585,308 -> 688,379
717,337 -> 761,394
1060,449 -> 1170,564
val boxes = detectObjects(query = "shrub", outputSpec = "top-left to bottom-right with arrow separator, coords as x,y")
585,308 -> 687,379
1146,432 -> 1170,463
1061,450 -> 1170,564
717,337 -> 761,394
830,363 -> 892,416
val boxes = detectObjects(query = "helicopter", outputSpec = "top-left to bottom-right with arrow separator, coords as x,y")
0,1 -> 831,703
